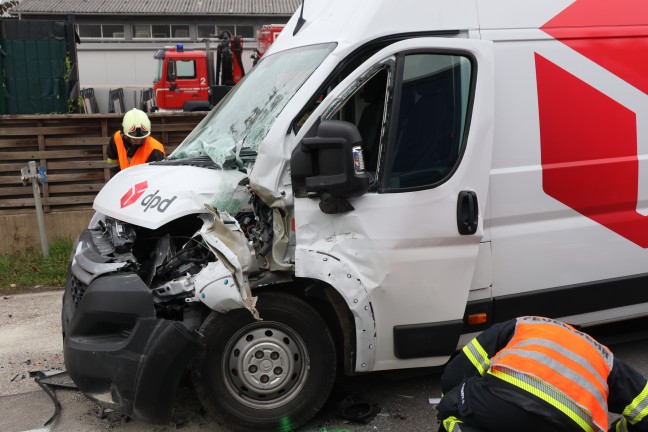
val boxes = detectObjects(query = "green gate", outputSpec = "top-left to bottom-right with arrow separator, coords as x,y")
1,20 -> 78,114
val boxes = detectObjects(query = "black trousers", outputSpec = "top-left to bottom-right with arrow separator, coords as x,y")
437,376 -> 582,432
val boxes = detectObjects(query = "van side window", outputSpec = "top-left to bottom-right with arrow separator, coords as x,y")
324,69 -> 389,173
385,53 -> 472,190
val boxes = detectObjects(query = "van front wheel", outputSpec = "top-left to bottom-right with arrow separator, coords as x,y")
191,292 -> 337,432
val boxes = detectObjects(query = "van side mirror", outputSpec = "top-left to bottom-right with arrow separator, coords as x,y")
291,120 -> 369,214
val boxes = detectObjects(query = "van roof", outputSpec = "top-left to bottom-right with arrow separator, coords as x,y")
269,0 -> 648,57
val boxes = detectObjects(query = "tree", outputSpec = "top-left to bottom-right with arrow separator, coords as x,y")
1,1 -> 20,17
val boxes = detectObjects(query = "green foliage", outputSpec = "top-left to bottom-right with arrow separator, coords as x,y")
63,53 -> 81,113
63,53 -> 72,82
68,95 -> 82,113
0,237 -> 73,294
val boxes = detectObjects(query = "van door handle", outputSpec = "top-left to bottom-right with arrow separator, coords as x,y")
457,191 -> 478,235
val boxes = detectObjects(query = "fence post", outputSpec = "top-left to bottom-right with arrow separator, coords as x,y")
20,161 -> 50,258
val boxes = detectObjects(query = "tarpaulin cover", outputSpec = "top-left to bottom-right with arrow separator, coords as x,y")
0,19 -> 79,114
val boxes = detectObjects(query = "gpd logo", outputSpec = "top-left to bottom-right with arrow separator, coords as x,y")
141,190 -> 177,213
120,181 -> 177,213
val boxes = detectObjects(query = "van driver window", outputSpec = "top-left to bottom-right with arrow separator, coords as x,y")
322,69 -> 389,173
386,53 -> 472,190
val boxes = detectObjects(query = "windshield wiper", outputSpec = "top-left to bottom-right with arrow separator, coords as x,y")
151,156 -> 218,169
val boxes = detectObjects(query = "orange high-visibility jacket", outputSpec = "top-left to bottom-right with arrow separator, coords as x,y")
113,131 -> 165,171
489,317 -> 613,432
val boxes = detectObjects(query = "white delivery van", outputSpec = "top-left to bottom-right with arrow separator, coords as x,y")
62,0 -> 648,430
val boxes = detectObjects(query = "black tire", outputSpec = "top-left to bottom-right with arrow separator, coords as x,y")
191,292 -> 337,432
61,265 -> 76,340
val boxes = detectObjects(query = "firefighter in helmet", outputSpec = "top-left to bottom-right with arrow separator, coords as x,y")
106,108 -> 166,172
437,316 -> 648,432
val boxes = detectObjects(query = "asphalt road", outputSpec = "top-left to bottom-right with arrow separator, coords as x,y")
1,291 -> 648,432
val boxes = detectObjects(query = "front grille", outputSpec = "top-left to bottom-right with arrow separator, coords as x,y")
70,273 -> 88,308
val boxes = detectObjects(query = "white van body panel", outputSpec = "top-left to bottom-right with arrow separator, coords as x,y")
481,3 -> 648,323
475,0 -> 575,30
291,37 -> 495,370
267,0 -> 479,56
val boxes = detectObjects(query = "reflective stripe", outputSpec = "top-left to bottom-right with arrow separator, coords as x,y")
624,382 -> 648,424
500,348 -> 608,413
462,339 -> 490,375
517,317 -> 613,369
515,338 -> 609,393
488,367 -> 598,432
493,317 -> 611,430
443,416 -> 463,432
616,418 -> 629,432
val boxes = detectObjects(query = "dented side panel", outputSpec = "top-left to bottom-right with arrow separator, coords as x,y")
293,38 -> 495,371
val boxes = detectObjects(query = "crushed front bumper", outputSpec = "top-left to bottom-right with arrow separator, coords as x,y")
63,273 -> 203,424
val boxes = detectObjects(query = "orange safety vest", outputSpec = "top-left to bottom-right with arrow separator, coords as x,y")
113,131 -> 165,171
489,317 -> 613,432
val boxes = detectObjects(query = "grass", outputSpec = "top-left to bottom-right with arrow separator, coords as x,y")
0,237 -> 73,295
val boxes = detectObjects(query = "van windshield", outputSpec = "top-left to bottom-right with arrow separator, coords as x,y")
170,43 -> 337,168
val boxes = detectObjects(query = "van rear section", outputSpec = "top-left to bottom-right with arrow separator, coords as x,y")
62,1 -> 648,431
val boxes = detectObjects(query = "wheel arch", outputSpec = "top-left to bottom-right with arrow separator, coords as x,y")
252,277 -> 367,376
192,287 -> 338,431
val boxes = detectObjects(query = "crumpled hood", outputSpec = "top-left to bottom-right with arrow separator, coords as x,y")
94,164 -> 250,230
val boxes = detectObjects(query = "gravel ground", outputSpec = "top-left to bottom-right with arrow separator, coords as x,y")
6,290 -> 647,432
0,290 -> 443,432
0,291 -> 66,397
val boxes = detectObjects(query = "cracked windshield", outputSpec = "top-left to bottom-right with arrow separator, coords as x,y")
170,43 -> 336,168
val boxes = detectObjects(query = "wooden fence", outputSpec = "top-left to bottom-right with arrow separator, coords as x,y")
0,112 -> 206,215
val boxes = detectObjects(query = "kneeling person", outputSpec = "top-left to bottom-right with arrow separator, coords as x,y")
438,316 -> 648,432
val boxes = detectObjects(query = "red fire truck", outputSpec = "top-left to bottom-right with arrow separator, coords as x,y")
252,24 -> 285,65
153,25 -> 285,112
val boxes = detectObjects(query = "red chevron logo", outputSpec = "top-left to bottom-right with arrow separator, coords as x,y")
120,181 -> 148,208
537,0 -> 648,247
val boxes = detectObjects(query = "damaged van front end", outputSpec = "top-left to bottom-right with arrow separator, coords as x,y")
62,164 -> 264,423
62,42 -> 337,428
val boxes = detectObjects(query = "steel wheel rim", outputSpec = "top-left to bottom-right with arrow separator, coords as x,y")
222,321 -> 310,408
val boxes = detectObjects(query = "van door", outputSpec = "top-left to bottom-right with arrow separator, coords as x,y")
292,38 -> 494,370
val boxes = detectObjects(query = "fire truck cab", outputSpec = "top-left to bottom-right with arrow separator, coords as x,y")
153,45 -> 211,111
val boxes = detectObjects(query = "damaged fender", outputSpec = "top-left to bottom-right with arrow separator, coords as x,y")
197,206 -> 259,319
194,261 -> 245,313
295,248 -> 377,372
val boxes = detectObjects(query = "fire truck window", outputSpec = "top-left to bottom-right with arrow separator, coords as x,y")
385,53 -> 472,190
176,60 -> 197,79
167,60 -> 175,81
